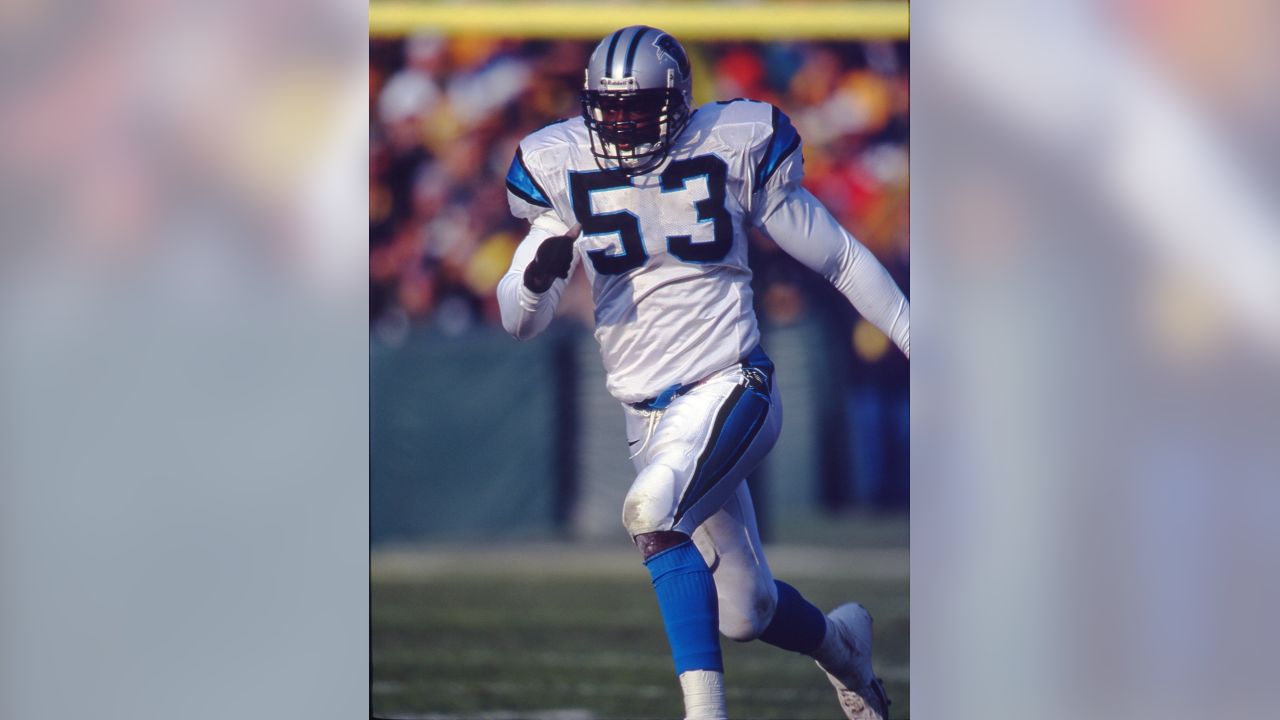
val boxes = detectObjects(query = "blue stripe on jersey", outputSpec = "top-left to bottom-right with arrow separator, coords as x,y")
623,26 -> 653,77
754,105 -> 802,189
505,147 -> 552,208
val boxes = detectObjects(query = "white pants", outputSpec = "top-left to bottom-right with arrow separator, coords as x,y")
622,359 -> 783,641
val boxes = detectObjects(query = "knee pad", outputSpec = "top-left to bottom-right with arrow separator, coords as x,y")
719,584 -> 778,642
622,464 -> 679,536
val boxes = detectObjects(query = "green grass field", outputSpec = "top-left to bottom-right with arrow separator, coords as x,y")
372,543 -> 908,719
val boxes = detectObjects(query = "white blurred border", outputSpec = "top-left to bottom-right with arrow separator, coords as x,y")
0,1 -> 369,719
913,1 -> 1280,718
5,0 -> 1279,717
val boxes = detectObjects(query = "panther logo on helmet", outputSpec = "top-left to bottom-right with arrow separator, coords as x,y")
653,33 -> 690,77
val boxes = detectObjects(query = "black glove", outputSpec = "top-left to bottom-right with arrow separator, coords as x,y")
522,225 -> 580,293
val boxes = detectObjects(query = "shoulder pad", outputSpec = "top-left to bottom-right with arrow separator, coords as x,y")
702,97 -> 772,126
754,104 -> 802,188
506,118 -> 584,209
505,145 -> 552,209
521,116 -> 585,156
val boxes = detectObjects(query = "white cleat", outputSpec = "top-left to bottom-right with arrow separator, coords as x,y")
817,603 -> 891,720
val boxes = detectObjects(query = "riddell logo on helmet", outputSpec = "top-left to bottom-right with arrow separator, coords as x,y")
600,76 -> 638,91
653,34 -> 690,76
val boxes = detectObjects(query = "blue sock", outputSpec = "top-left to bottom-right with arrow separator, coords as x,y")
644,541 -> 723,674
758,580 -> 828,654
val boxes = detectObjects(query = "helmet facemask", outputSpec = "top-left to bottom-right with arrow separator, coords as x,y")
582,72 -> 690,176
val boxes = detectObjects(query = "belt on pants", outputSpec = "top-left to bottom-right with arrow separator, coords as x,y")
628,344 -> 773,412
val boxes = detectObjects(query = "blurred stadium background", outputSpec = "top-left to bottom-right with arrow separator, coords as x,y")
369,3 -> 910,717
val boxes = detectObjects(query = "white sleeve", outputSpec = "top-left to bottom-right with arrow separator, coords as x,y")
496,210 -> 579,341
756,160 -> 910,358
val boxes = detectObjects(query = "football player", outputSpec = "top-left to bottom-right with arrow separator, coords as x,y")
497,26 -> 909,720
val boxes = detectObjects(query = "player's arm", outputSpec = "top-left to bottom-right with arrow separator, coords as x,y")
751,117 -> 910,358
496,142 -> 582,341
496,219 -> 581,341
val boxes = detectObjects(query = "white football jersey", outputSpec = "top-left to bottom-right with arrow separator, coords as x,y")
503,99 -> 803,403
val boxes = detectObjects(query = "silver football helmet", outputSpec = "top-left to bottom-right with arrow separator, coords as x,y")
582,26 -> 693,175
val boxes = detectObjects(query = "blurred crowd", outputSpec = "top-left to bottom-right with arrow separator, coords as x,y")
370,35 -> 910,359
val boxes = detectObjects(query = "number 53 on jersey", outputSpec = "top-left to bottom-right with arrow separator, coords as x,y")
569,154 -> 736,276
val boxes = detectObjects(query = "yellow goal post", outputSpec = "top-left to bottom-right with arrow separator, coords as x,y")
369,2 -> 909,40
